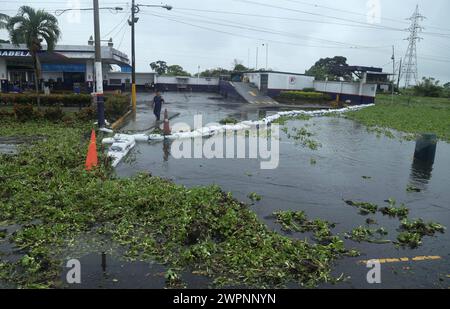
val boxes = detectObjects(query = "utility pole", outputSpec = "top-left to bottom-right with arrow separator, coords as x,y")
256,47 -> 259,70
262,43 -> 269,70
130,0 -> 137,112
392,45 -> 395,102
93,0 -> 105,128
401,5 -> 425,88
129,2 -> 172,112
397,59 -> 402,91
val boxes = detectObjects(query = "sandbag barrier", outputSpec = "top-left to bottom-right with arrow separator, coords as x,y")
103,104 -> 374,167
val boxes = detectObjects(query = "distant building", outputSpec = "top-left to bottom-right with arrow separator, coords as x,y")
0,40 -> 155,93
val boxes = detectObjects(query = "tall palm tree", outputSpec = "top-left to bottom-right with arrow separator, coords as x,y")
0,13 -> 9,29
8,6 -> 60,104
0,13 -> 10,44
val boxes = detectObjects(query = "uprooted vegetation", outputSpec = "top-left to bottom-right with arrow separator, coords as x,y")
272,211 -> 359,258
396,219 -> 446,248
343,198 -> 445,247
0,119 -> 361,288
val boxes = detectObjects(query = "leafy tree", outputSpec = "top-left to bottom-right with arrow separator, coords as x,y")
305,56 -> 351,81
413,77 -> 443,97
442,82 -> 450,98
8,6 -> 60,104
232,59 -> 248,72
150,60 -> 168,75
166,64 -> 191,77
0,13 -> 9,30
0,13 -> 10,43
199,67 -> 231,78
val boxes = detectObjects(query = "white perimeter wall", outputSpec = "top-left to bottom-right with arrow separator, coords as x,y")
314,81 -> 377,97
156,76 -> 219,86
268,73 -> 314,90
244,72 -> 314,91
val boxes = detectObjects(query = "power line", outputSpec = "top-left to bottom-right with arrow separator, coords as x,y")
143,10 -> 392,50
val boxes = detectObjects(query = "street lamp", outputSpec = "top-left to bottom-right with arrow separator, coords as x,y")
262,43 -> 269,71
55,4 -> 123,128
130,2 -> 172,113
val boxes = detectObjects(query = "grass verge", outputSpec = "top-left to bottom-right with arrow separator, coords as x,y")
345,94 -> 450,142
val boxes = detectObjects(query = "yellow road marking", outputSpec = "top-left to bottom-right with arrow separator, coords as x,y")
359,256 -> 442,265
249,91 -> 257,97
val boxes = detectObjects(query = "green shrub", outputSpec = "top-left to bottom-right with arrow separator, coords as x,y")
43,106 -> 65,123
76,107 -> 96,121
302,87 -> 316,92
104,94 -> 130,122
0,93 -> 92,107
278,91 -> 331,102
13,104 -> 38,122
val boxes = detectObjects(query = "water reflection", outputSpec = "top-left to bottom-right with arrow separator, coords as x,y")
410,134 -> 438,185
163,139 -> 172,162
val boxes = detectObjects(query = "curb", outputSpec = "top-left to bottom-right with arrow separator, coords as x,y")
111,110 -> 133,130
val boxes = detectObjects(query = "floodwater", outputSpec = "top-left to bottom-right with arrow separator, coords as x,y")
114,93 -> 450,289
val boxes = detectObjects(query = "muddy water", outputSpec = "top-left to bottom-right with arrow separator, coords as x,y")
113,94 -> 450,288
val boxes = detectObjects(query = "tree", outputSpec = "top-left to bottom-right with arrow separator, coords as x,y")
199,67 -> 231,78
166,65 -> 191,77
413,77 -> 443,97
444,82 -> 450,98
0,13 -> 9,29
305,56 -> 351,81
8,6 -> 60,104
150,60 -> 168,75
232,59 -> 248,72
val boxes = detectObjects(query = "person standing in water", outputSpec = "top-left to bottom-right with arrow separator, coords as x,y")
152,91 -> 165,121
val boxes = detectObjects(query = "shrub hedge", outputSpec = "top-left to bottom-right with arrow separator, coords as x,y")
0,93 -> 92,107
278,91 -> 332,102
1,94 -> 130,123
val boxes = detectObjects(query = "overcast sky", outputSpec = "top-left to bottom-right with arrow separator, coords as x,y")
1,0 -> 450,83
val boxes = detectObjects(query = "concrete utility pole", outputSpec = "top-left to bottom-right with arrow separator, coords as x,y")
130,2 -> 172,113
93,0 -> 105,128
262,43 -> 269,70
130,0 -> 137,113
392,45 -> 395,102
256,47 -> 259,70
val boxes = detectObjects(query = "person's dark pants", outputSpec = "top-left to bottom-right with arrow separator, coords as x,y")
154,104 -> 162,121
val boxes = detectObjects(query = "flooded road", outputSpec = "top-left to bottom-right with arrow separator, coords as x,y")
111,93 -> 450,288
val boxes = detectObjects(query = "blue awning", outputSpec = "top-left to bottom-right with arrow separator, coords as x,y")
42,63 -> 86,73
120,65 -> 132,73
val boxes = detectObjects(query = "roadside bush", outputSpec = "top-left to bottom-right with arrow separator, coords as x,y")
76,107 -> 96,122
302,87 -> 317,92
413,77 -> 443,98
0,93 -> 92,107
278,91 -> 332,102
104,94 -> 130,122
13,104 -> 39,122
43,106 -> 65,123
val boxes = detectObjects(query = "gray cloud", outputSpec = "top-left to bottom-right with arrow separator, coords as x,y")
1,0 -> 449,83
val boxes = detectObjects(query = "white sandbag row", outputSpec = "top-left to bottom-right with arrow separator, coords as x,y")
107,135 -> 136,167
102,103 -> 373,166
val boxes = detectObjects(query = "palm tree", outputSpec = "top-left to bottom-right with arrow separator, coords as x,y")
0,13 -> 10,44
8,6 -> 60,104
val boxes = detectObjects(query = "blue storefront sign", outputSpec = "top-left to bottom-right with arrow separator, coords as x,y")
41,63 -> 86,73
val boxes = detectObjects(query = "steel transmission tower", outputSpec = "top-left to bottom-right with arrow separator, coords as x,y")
401,5 -> 425,88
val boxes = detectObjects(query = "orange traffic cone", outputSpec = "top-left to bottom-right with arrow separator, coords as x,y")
85,129 -> 98,171
163,109 -> 171,136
